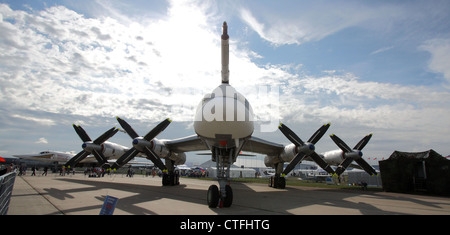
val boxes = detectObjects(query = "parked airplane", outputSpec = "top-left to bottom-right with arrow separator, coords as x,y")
14,151 -> 75,164
70,22 -> 377,208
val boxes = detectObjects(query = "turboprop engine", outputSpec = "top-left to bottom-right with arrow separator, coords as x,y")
112,117 -> 186,170
151,139 -> 186,165
264,123 -> 335,175
264,144 -> 313,168
102,142 -> 127,159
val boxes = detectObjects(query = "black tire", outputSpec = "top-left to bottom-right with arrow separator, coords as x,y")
272,176 -> 286,189
162,174 -> 170,186
223,185 -> 233,207
207,185 -> 219,208
278,177 -> 286,189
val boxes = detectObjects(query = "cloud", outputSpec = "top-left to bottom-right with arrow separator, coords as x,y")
0,2 -> 221,123
420,38 -> 450,85
370,46 -> 394,55
35,137 -> 48,144
11,114 -> 56,126
238,1 -> 404,46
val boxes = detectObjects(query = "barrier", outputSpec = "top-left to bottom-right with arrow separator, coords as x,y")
0,171 -> 17,215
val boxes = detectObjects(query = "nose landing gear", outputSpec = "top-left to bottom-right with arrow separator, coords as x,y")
207,147 -> 234,208
207,184 -> 233,208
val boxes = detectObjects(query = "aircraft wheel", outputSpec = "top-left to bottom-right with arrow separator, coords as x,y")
222,185 -> 233,207
162,174 -> 170,186
174,172 -> 180,185
278,177 -> 286,189
207,185 -> 219,208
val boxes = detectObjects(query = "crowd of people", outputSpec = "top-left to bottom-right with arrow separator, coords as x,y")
0,163 -> 15,176
1,162 -> 208,180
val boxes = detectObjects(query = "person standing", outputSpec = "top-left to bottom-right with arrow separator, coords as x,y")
42,166 -> 48,176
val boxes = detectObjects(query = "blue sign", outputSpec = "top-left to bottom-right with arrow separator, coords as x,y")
99,195 -> 118,215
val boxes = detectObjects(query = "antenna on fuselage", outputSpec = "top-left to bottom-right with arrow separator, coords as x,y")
221,21 -> 229,84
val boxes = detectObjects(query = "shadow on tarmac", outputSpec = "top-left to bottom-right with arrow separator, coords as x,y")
38,176 -> 450,215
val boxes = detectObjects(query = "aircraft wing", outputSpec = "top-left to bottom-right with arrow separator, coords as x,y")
241,136 -> 284,156
164,135 -> 209,153
164,135 -> 284,156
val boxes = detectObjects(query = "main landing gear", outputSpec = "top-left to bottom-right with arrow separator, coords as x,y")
207,147 -> 234,208
269,175 -> 286,189
162,159 -> 180,186
268,163 -> 286,189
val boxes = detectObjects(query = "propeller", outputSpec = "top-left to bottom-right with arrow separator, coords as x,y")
111,117 -> 171,170
278,123 -> 335,176
329,133 -> 377,176
65,125 -> 119,168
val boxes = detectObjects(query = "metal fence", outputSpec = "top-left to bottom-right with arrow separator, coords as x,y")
0,171 -> 17,215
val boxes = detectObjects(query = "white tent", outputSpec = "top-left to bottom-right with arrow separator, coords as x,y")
206,167 -> 256,178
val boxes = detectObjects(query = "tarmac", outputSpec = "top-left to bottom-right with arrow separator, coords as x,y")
8,172 -> 450,215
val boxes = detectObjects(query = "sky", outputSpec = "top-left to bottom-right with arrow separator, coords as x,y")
1,0 -> 450,166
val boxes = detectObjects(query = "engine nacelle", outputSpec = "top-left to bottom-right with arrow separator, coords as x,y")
168,152 -> 186,166
102,142 -> 127,159
151,139 -> 186,165
82,142 -> 102,153
151,139 -> 171,158
322,149 -> 363,165
279,143 -> 315,162
265,143 -> 316,168
133,137 -> 153,152
322,149 -> 344,165
279,144 -> 297,163
264,155 -> 280,168
264,144 -> 296,168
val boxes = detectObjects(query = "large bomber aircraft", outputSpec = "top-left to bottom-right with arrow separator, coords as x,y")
33,22 -> 377,208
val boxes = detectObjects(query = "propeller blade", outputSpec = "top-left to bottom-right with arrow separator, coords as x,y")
355,158 -> 377,176
309,152 -> 335,175
353,133 -> 373,151
279,123 -> 334,175
278,123 -> 304,146
330,133 -> 376,176
116,117 -> 140,139
143,118 -> 172,141
93,127 -> 119,145
282,153 -> 307,175
329,134 -> 352,153
73,124 -> 91,142
308,123 -> 330,145
335,157 -> 354,176
114,118 -> 171,171
111,147 -> 140,169
68,126 -> 119,168
65,150 -> 89,168
92,149 -> 108,167
143,147 -> 167,170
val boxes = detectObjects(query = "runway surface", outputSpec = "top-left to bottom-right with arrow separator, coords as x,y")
9,173 -> 450,215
